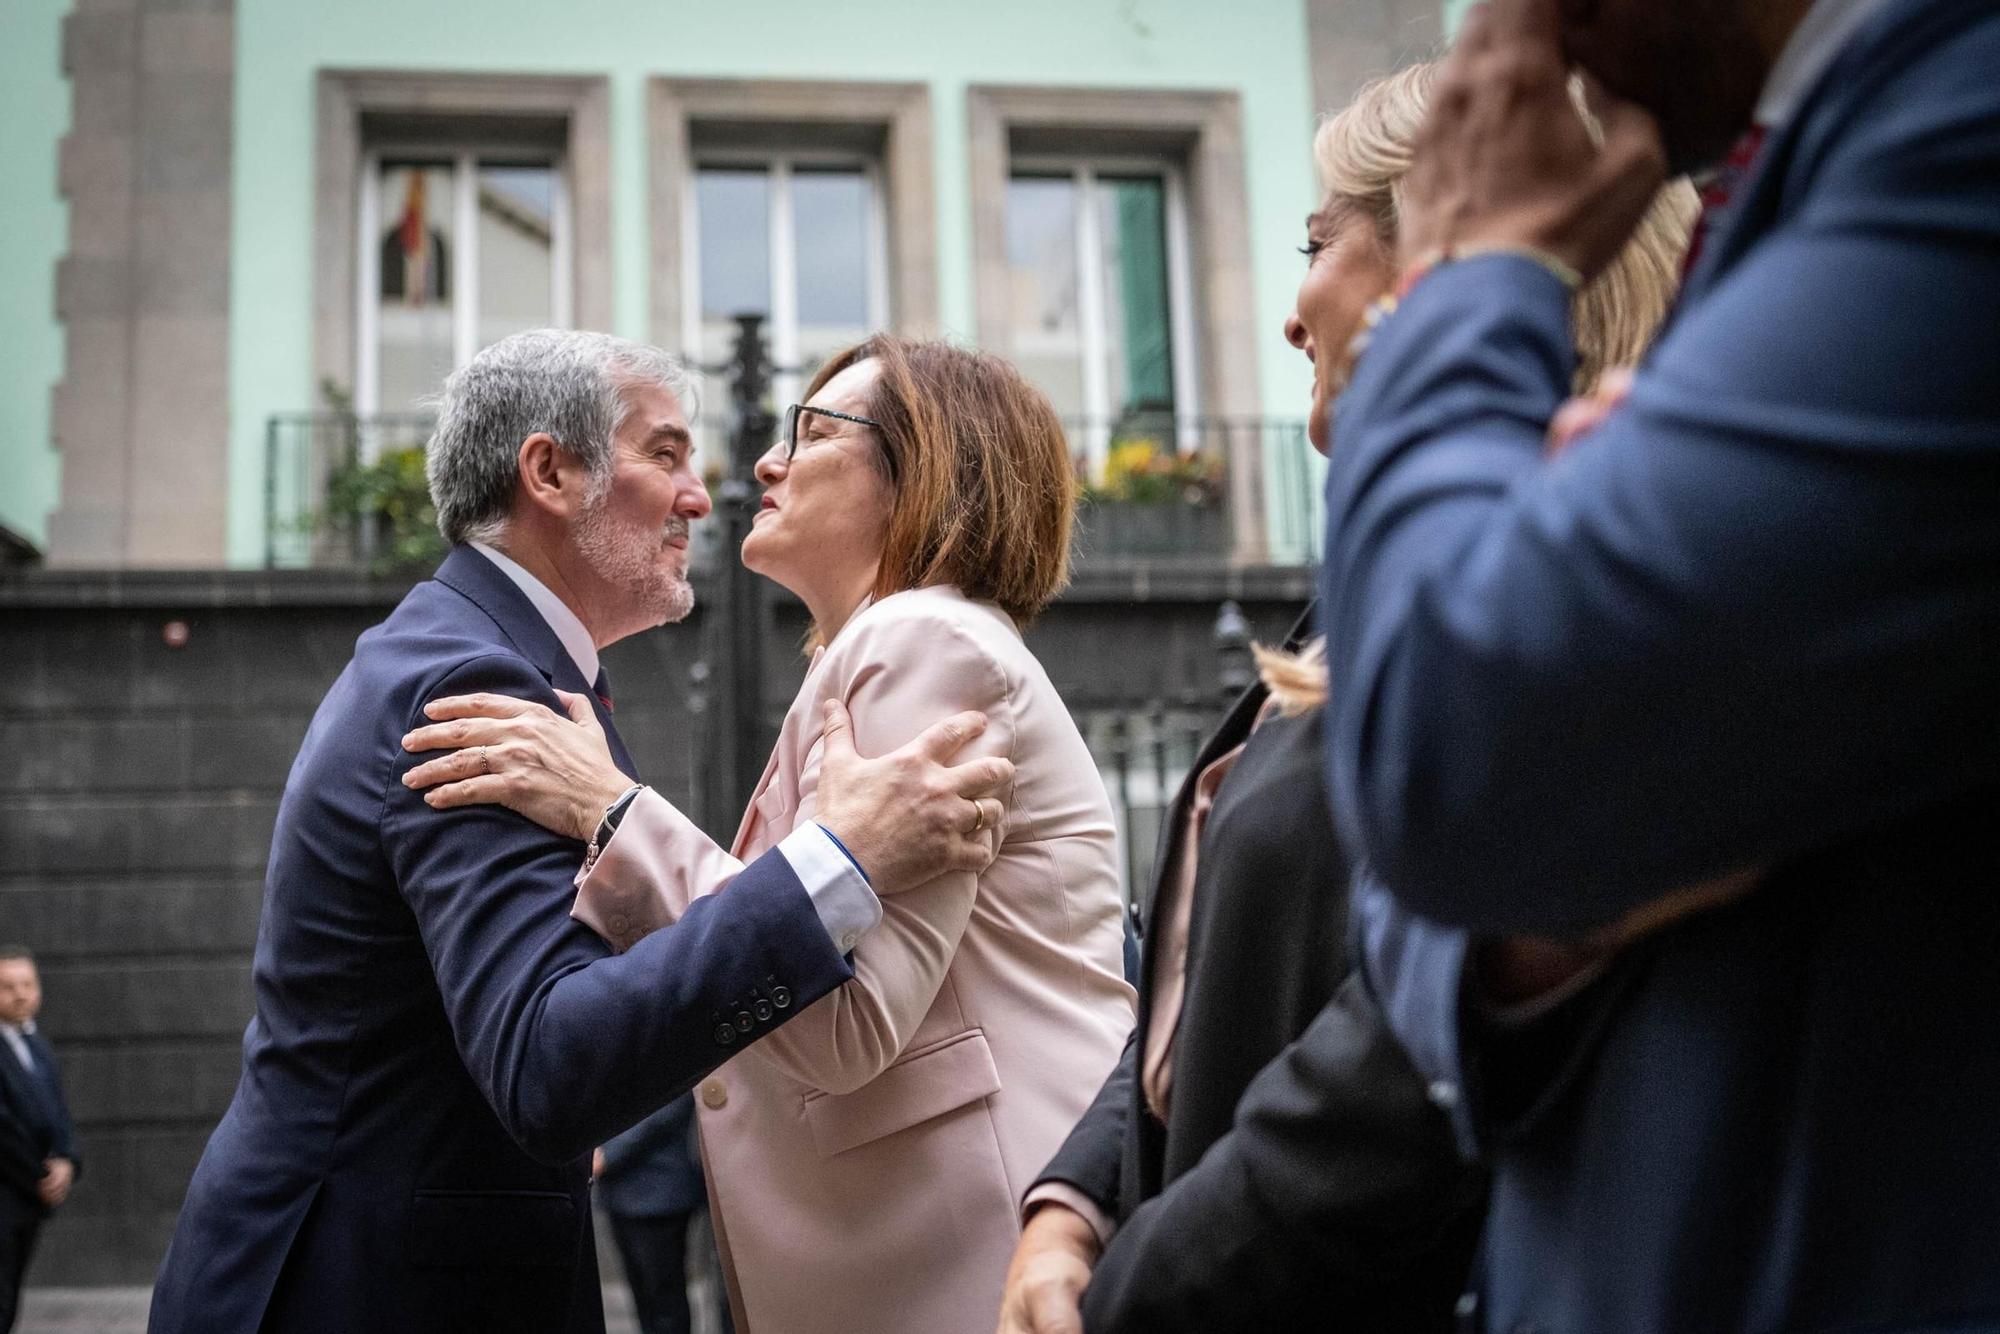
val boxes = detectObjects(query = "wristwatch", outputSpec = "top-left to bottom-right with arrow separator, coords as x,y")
583,784 -> 646,872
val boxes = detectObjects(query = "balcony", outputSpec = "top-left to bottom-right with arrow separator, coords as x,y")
263,412 -> 1318,571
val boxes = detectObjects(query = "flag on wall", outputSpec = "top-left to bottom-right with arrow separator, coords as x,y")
399,172 -> 429,306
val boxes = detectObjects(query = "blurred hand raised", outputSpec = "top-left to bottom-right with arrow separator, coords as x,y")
1398,0 -> 1667,281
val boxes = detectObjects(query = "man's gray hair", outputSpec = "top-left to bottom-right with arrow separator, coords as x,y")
426,329 -> 695,545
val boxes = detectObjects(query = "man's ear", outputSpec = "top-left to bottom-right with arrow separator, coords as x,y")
516,432 -> 588,519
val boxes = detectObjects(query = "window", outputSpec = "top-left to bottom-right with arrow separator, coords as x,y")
358,150 -> 572,416
1004,160 -> 1197,465
312,71 -> 611,433
967,86 -> 1265,559
685,153 -> 889,412
647,78 -> 936,441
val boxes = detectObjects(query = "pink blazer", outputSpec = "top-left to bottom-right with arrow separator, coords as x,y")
572,585 -> 1135,1333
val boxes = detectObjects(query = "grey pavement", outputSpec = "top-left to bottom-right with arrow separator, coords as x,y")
17,1286 -> 656,1334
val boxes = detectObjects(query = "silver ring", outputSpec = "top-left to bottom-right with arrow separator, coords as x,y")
478,746 -> 492,775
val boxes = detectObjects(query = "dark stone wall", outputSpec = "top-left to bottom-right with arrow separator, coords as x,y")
0,562 -> 1310,1284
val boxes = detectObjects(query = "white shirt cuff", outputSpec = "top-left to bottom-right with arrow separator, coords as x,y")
777,822 -> 883,955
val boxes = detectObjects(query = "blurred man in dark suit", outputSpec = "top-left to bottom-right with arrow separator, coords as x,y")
596,1096 -> 717,1334
0,948 -> 79,1333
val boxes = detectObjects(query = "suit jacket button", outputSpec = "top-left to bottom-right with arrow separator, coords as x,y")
714,1024 -> 736,1046
754,999 -> 773,1021
700,1078 -> 728,1110
771,986 -> 791,1009
1428,1080 -> 1460,1110
735,1010 -> 754,1032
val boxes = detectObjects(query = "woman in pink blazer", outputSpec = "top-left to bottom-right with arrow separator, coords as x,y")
405,337 -> 1135,1333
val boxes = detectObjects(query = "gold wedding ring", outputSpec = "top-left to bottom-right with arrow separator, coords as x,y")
968,800 -> 988,835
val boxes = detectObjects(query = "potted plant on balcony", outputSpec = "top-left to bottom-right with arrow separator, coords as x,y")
322,443 -> 447,573
1075,435 -> 1228,558
307,380 -> 446,574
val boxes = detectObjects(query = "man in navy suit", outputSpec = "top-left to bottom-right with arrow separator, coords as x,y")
0,948 -> 78,1334
151,330 -> 1013,1334
1320,0 -> 2000,1329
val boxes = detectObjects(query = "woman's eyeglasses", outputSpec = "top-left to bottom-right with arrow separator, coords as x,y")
781,404 -> 884,462
780,403 -> 896,481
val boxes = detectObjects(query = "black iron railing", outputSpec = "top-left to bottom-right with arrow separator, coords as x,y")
263,413 -> 438,570
266,410 -> 1317,570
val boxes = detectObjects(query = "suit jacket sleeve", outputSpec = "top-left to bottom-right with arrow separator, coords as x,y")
1078,975 -> 1485,1333
0,1093 -> 49,1204
744,608 -> 1016,1096
1320,50 -> 2000,934
1032,1031 -> 1137,1219
381,652 -> 854,1164
36,1040 -> 79,1171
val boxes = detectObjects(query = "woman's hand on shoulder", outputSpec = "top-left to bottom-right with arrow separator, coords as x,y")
814,700 -> 1013,896
400,689 -> 631,842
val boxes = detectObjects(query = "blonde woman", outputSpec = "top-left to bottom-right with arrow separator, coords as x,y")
405,337 -> 1134,1333
997,62 -> 1697,1334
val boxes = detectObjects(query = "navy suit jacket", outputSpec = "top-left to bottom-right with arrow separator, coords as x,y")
0,1031 -> 79,1223
151,546 -> 852,1334
1323,0 -> 2000,1329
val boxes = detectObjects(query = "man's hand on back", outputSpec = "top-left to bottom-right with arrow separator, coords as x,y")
815,700 -> 1014,896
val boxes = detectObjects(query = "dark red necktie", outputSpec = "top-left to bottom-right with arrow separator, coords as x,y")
1682,125 -> 1770,279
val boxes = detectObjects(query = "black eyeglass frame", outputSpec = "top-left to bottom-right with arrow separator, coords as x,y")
782,403 -> 896,481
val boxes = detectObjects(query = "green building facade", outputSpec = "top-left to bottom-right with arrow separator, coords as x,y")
0,0 -> 1445,569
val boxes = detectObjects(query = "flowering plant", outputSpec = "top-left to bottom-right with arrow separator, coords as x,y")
1078,437 -> 1223,506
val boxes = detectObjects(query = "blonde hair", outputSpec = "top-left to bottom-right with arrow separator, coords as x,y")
803,336 -> 1074,633
1264,61 -> 1698,713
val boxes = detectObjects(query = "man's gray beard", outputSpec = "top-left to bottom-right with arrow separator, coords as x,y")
573,497 -> 696,626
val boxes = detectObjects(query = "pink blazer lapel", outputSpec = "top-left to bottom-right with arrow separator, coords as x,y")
730,646 -> 829,860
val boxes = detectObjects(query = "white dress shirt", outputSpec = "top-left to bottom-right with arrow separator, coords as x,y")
465,543 -> 881,952
0,1020 -> 36,1074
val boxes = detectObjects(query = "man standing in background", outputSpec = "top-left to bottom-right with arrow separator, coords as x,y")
0,948 -> 79,1333
596,1095 -> 723,1334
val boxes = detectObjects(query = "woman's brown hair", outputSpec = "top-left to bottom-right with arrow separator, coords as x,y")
802,336 -> 1075,628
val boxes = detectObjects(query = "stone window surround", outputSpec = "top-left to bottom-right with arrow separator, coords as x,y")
647,77 -> 937,352
312,70 -> 613,409
965,84 -> 1264,561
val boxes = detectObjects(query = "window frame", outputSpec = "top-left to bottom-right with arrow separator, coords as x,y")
314,70 -> 611,431
967,84 -> 1265,560
648,77 -> 937,374
683,149 -> 893,410
1006,153 -> 1201,466
354,144 -> 576,422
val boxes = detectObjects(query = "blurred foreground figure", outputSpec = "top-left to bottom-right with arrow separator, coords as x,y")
1325,0 -> 2000,1330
